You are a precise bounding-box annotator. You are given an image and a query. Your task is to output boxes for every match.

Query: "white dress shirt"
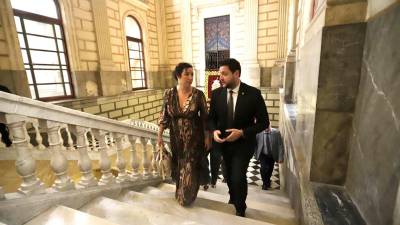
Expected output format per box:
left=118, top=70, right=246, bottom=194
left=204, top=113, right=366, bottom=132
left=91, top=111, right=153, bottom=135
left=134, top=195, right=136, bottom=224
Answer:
left=227, top=82, right=241, bottom=115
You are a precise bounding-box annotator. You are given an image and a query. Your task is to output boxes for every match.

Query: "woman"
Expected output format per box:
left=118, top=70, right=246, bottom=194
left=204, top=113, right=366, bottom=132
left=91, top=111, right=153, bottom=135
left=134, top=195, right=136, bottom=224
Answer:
left=157, top=62, right=211, bottom=206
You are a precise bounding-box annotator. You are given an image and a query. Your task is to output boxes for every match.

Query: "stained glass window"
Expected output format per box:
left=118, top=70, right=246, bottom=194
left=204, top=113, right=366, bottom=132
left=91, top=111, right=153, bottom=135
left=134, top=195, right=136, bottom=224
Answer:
left=204, top=15, right=230, bottom=70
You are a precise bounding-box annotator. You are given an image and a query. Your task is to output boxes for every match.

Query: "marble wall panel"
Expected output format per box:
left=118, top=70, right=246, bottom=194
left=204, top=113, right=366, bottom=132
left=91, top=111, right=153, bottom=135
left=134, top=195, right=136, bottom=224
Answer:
left=346, top=4, right=400, bottom=225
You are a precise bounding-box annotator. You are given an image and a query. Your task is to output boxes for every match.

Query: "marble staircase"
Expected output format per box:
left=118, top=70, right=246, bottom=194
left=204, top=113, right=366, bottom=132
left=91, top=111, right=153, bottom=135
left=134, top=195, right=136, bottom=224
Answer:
left=24, top=182, right=297, bottom=225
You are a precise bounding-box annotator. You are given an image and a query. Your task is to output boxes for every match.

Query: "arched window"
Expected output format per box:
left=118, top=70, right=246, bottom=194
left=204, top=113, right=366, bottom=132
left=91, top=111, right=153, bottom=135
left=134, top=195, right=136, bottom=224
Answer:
left=11, top=0, right=73, bottom=100
left=125, top=16, right=146, bottom=90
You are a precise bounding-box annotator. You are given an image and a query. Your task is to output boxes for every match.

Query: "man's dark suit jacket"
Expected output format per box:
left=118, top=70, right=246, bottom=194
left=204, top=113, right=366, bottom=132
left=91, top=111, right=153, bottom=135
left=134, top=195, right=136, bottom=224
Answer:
left=208, top=82, right=269, bottom=155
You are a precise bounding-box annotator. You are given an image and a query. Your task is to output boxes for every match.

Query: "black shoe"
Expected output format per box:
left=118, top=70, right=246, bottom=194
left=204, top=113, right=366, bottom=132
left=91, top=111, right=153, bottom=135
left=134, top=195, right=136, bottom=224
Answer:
left=203, top=185, right=209, bottom=191
left=228, top=199, right=234, bottom=204
left=222, top=178, right=227, bottom=183
left=211, top=184, right=216, bottom=188
left=262, top=182, right=271, bottom=190
left=236, top=210, right=245, bottom=217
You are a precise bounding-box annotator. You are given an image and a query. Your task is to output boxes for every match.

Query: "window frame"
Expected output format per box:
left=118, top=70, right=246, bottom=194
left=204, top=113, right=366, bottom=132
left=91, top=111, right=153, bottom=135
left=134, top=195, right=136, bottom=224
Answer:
left=125, top=16, right=147, bottom=90
left=12, top=0, right=74, bottom=101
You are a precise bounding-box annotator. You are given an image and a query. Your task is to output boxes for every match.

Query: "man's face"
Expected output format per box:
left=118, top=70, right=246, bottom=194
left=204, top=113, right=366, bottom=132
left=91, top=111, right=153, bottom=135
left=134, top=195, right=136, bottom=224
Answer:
left=219, top=66, right=238, bottom=89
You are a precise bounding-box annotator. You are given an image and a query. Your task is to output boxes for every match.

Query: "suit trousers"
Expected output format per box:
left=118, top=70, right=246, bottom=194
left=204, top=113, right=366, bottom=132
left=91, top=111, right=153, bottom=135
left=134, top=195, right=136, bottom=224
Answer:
left=210, top=147, right=227, bottom=185
left=259, top=153, right=275, bottom=186
left=222, top=144, right=253, bottom=213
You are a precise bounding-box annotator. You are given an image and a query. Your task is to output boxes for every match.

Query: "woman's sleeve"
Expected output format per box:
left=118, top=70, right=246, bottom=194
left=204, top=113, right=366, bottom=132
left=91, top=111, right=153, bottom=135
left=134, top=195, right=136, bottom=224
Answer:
left=199, top=91, right=209, bottom=131
left=158, top=89, right=171, bottom=129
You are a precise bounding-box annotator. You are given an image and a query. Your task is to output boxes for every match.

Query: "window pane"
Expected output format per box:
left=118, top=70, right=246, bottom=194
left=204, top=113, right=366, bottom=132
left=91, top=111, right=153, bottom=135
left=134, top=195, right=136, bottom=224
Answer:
left=18, top=34, right=25, bottom=48
left=30, top=50, right=59, bottom=64
left=132, top=79, right=144, bottom=89
left=11, top=0, right=58, bottom=19
left=37, top=84, right=65, bottom=98
left=129, top=50, right=141, bottom=59
left=62, top=70, right=69, bottom=82
left=21, top=50, right=29, bottom=63
left=125, top=17, right=141, bottom=39
left=65, top=83, right=71, bottom=95
left=14, top=16, right=22, bottom=32
left=130, top=70, right=143, bottom=80
left=29, top=85, right=37, bottom=99
left=129, top=59, right=142, bottom=68
left=128, top=41, right=139, bottom=50
left=34, top=70, right=63, bottom=84
left=59, top=53, right=66, bottom=65
left=57, top=40, right=64, bottom=51
left=24, top=19, right=54, bottom=37
left=26, top=70, right=33, bottom=84
left=33, top=64, right=59, bottom=69
left=27, top=35, right=57, bottom=51
left=55, top=25, right=61, bottom=38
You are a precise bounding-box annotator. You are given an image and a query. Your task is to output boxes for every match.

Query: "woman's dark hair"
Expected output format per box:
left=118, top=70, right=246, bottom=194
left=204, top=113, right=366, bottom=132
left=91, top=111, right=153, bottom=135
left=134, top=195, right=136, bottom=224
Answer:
left=173, top=62, right=193, bottom=80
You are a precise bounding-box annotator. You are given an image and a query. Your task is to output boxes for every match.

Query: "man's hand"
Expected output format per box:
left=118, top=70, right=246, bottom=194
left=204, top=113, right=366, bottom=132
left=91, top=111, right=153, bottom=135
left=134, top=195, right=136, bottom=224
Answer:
left=213, top=130, right=225, bottom=143
left=225, top=129, right=243, bottom=142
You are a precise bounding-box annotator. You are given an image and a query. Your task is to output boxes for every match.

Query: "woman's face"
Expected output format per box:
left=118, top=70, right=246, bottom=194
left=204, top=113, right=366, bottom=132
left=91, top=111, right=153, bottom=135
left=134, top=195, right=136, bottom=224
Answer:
left=178, top=67, right=194, bottom=86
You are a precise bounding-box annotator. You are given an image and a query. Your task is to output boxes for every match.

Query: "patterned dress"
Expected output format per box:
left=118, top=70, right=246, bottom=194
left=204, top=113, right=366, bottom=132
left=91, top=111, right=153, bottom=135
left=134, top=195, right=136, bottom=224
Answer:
left=158, top=87, right=209, bottom=206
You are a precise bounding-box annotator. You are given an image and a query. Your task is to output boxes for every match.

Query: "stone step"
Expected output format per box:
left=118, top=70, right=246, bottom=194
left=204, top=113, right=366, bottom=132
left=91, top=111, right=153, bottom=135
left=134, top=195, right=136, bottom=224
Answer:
left=80, top=196, right=205, bottom=225
left=201, top=182, right=291, bottom=207
left=25, top=205, right=118, bottom=225
left=160, top=183, right=295, bottom=217
left=152, top=185, right=297, bottom=225
left=116, top=190, right=276, bottom=225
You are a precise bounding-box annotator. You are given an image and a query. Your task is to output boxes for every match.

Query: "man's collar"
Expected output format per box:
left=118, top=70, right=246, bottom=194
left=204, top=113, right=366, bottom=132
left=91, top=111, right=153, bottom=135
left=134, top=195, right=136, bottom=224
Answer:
left=228, top=81, right=241, bottom=93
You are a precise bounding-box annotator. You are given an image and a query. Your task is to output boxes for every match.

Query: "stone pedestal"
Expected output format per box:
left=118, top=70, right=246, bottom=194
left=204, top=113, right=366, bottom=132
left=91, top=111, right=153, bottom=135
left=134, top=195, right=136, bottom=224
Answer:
left=241, top=61, right=260, bottom=88
left=271, top=61, right=284, bottom=88
left=283, top=50, right=296, bottom=103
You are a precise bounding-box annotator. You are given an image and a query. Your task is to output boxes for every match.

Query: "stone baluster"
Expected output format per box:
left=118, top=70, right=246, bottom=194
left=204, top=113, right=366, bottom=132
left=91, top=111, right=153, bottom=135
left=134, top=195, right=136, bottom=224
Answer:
left=0, top=132, right=6, bottom=149
left=152, top=140, right=159, bottom=177
left=114, top=133, right=129, bottom=183
left=0, top=186, right=4, bottom=199
left=129, top=136, right=141, bottom=181
left=92, top=129, right=115, bottom=185
left=108, top=132, right=116, bottom=151
left=46, top=121, right=74, bottom=191
left=5, top=114, right=45, bottom=195
left=142, top=138, right=153, bottom=179
left=72, top=126, right=98, bottom=188
left=24, top=123, right=34, bottom=150
left=32, top=120, right=45, bottom=150
left=58, top=128, right=67, bottom=151
left=64, top=125, right=74, bottom=151
left=90, top=129, right=98, bottom=152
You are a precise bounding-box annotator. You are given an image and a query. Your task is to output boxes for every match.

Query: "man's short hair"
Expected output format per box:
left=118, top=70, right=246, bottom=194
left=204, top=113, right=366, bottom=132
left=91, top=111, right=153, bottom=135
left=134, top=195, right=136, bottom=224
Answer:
left=220, top=58, right=241, bottom=76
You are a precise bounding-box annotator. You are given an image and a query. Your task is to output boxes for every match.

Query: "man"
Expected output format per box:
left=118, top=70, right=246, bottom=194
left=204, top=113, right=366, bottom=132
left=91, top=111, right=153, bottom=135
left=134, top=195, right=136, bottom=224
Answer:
left=255, top=125, right=284, bottom=190
left=208, top=58, right=269, bottom=217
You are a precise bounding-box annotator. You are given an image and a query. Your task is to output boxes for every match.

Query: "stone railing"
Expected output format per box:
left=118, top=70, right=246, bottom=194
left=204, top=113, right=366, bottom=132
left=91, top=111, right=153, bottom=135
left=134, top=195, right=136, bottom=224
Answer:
left=0, top=91, right=170, bottom=199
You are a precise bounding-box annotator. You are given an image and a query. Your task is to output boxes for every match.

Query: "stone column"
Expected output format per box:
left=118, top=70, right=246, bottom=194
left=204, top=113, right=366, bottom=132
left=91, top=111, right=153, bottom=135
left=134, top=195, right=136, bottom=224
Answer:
left=90, top=0, right=121, bottom=96
left=242, top=0, right=260, bottom=88
left=180, top=0, right=193, bottom=63
left=155, top=0, right=171, bottom=88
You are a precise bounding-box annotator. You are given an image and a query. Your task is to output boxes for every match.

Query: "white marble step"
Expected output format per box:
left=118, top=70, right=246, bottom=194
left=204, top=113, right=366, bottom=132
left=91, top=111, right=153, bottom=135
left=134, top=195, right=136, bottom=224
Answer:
left=147, top=185, right=297, bottom=225
left=117, top=190, right=276, bottom=225
left=80, top=196, right=204, bottom=225
left=204, top=182, right=291, bottom=207
left=25, top=205, right=118, bottom=225
left=160, top=184, right=295, bottom=218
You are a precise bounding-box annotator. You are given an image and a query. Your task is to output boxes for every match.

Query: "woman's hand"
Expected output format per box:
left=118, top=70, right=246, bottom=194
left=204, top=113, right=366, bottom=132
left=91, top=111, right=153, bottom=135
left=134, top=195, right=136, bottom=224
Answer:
left=157, top=136, right=164, bottom=149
